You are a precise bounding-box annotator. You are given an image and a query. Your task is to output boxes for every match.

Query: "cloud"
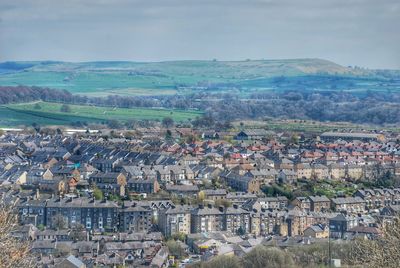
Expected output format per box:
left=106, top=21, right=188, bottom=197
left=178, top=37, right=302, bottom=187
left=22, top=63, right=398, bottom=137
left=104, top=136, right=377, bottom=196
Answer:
left=0, top=0, right=399, bottom=68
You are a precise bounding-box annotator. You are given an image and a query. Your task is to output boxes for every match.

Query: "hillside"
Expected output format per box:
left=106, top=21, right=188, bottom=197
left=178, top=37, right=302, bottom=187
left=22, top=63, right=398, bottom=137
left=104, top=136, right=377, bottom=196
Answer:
left=0, top=58, right=356, bottom=75
left=1, top=59, right=398, bottom=96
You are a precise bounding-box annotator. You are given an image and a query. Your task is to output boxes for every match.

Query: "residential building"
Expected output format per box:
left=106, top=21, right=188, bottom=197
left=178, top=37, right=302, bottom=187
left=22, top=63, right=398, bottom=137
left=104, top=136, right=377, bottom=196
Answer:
left=308, top=195, right=331, bottom=212
left=158, top=205, right=191, bottom=237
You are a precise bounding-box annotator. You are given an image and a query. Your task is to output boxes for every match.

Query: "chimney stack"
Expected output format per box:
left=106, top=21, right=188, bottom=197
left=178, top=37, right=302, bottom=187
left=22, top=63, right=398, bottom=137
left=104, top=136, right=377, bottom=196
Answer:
left=35, top=189, right=40, bottom=200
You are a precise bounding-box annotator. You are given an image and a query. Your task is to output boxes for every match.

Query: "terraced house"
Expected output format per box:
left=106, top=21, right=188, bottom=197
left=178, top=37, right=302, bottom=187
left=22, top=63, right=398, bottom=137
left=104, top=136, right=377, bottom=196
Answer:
left=89, top=172, right=127, bottom=196
left=18, top=198, right=47, bottom=226
left=224, top=204, right=251, bottom=234
left=331, top=197, right=366, bottom=214
left=45, top=196, right=119, bottom=231
left=221, top=172, right=261, bottom=193
left=354, top=188, right=400, bottom=209
left=158, top=205, right=192, bottom=237
left=127, top=177, right=160, bottom=194
left=191, top=204, right=224, bottom=233
left=119, top=201, right=153, bottom=232
left=309, top=195, right=331, bottom=212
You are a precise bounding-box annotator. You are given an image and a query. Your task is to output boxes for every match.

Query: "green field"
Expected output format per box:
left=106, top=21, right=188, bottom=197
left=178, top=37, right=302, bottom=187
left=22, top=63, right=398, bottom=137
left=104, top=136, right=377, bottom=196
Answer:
left=0, top=60, right=399, bottom=128
left=1, top=59, right=397, bottom=97
left=0, top=102, right=202, bottom=127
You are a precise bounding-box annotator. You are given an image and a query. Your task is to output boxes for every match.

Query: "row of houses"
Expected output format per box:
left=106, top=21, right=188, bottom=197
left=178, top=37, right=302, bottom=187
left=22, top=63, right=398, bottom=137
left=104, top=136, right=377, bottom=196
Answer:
left=158, top=199, right=382, bottom=239
left=18, top=196, right=165, bottom=233
left=18, top=185, right=400, bottom=237
left=15, top=193, right=366, bottom=239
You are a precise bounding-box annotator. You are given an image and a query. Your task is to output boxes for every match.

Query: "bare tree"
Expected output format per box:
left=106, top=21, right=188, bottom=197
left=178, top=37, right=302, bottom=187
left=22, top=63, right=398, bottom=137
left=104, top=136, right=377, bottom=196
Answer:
left=188, top=255, right=241, bottom=268
left=70, top=223, right=86, bottom=241
left=0, top=205, right=35, bottom=268
left=52, top=214, right=67, bottom=230
left=162, top=117, right=174, bottom=128
left=349, top=216, right=400, bottom=268
left=242, top=245, right=295, bottom=268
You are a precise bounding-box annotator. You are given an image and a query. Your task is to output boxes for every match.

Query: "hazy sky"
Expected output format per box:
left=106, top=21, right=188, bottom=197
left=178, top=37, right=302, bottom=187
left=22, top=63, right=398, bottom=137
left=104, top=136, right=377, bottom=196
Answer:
left=0, top=0, right=399, bottom=69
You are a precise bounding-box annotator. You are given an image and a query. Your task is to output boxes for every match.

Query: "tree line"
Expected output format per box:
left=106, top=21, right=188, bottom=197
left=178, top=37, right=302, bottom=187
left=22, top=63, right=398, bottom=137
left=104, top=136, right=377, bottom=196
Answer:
left=1, top=86, right=400, bottom=125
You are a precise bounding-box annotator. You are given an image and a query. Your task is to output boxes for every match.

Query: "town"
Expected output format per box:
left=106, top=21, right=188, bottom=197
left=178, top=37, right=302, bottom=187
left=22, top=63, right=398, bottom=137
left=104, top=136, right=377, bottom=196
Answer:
left=1, top=126, right=399, bottom=267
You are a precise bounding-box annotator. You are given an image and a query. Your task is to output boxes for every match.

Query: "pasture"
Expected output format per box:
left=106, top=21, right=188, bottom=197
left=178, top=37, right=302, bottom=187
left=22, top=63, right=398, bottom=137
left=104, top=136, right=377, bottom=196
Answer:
left=0, top=102, right=202, bottom=127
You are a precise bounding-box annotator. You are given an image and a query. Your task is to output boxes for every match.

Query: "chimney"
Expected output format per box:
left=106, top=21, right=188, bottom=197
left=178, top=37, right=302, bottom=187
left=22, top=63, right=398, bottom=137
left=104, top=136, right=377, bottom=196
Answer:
left=35, top=189, right=40, bottom=200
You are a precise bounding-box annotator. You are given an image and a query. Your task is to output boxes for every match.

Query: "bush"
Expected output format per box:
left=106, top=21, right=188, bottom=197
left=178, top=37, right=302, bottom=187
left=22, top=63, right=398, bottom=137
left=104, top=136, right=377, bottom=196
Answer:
left=93, top=187, right=104, bottom=200
left=162, top=117, right=174, bottom=128
left=242, top=246, right=295, bottom=268
left=215, top=199, right=232, bottom=208
left=171, top=232, right=186, bottom=242
left=202, top=255, right=241, bottom=268
left=166, top=240, right=185, bottom=259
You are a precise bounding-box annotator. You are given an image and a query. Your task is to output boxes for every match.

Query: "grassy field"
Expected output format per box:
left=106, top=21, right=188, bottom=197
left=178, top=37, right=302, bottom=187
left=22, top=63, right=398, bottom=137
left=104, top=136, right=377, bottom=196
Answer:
left=1, top=59, right=396, bottom=97
left=0, top=71, right=179, bottom=95
left=0, top=102, right=202, bottom=127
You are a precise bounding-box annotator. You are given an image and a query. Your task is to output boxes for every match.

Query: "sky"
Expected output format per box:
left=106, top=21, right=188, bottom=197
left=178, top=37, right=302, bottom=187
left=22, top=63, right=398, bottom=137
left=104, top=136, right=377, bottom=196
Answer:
left=0, top=0, right=399, bottom=69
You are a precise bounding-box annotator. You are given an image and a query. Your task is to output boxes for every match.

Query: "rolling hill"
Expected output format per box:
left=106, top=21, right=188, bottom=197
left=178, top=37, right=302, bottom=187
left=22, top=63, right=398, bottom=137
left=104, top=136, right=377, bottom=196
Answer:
left=1, top=59, right=398, bottom=96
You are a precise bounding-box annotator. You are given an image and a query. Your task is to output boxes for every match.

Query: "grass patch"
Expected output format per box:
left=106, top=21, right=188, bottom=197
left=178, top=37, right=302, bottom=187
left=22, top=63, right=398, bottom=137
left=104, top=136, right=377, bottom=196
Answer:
left=1, top=101, right=202, bottom=127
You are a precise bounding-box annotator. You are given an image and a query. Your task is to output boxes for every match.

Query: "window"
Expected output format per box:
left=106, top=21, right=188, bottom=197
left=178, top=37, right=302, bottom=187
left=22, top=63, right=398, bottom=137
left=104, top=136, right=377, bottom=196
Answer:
left=99, top=217, right=103, bottom=229
left=71, top=216, right=76, bottom=224
left=23, top=208, right=28, bottom=215
left=86, top=217, right=91, bottom=229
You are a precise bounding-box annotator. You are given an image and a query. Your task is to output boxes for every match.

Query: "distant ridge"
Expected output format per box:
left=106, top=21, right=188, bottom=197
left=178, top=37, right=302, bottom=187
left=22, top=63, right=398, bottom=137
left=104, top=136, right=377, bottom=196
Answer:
left=0, top=58, right=364, bottom=77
